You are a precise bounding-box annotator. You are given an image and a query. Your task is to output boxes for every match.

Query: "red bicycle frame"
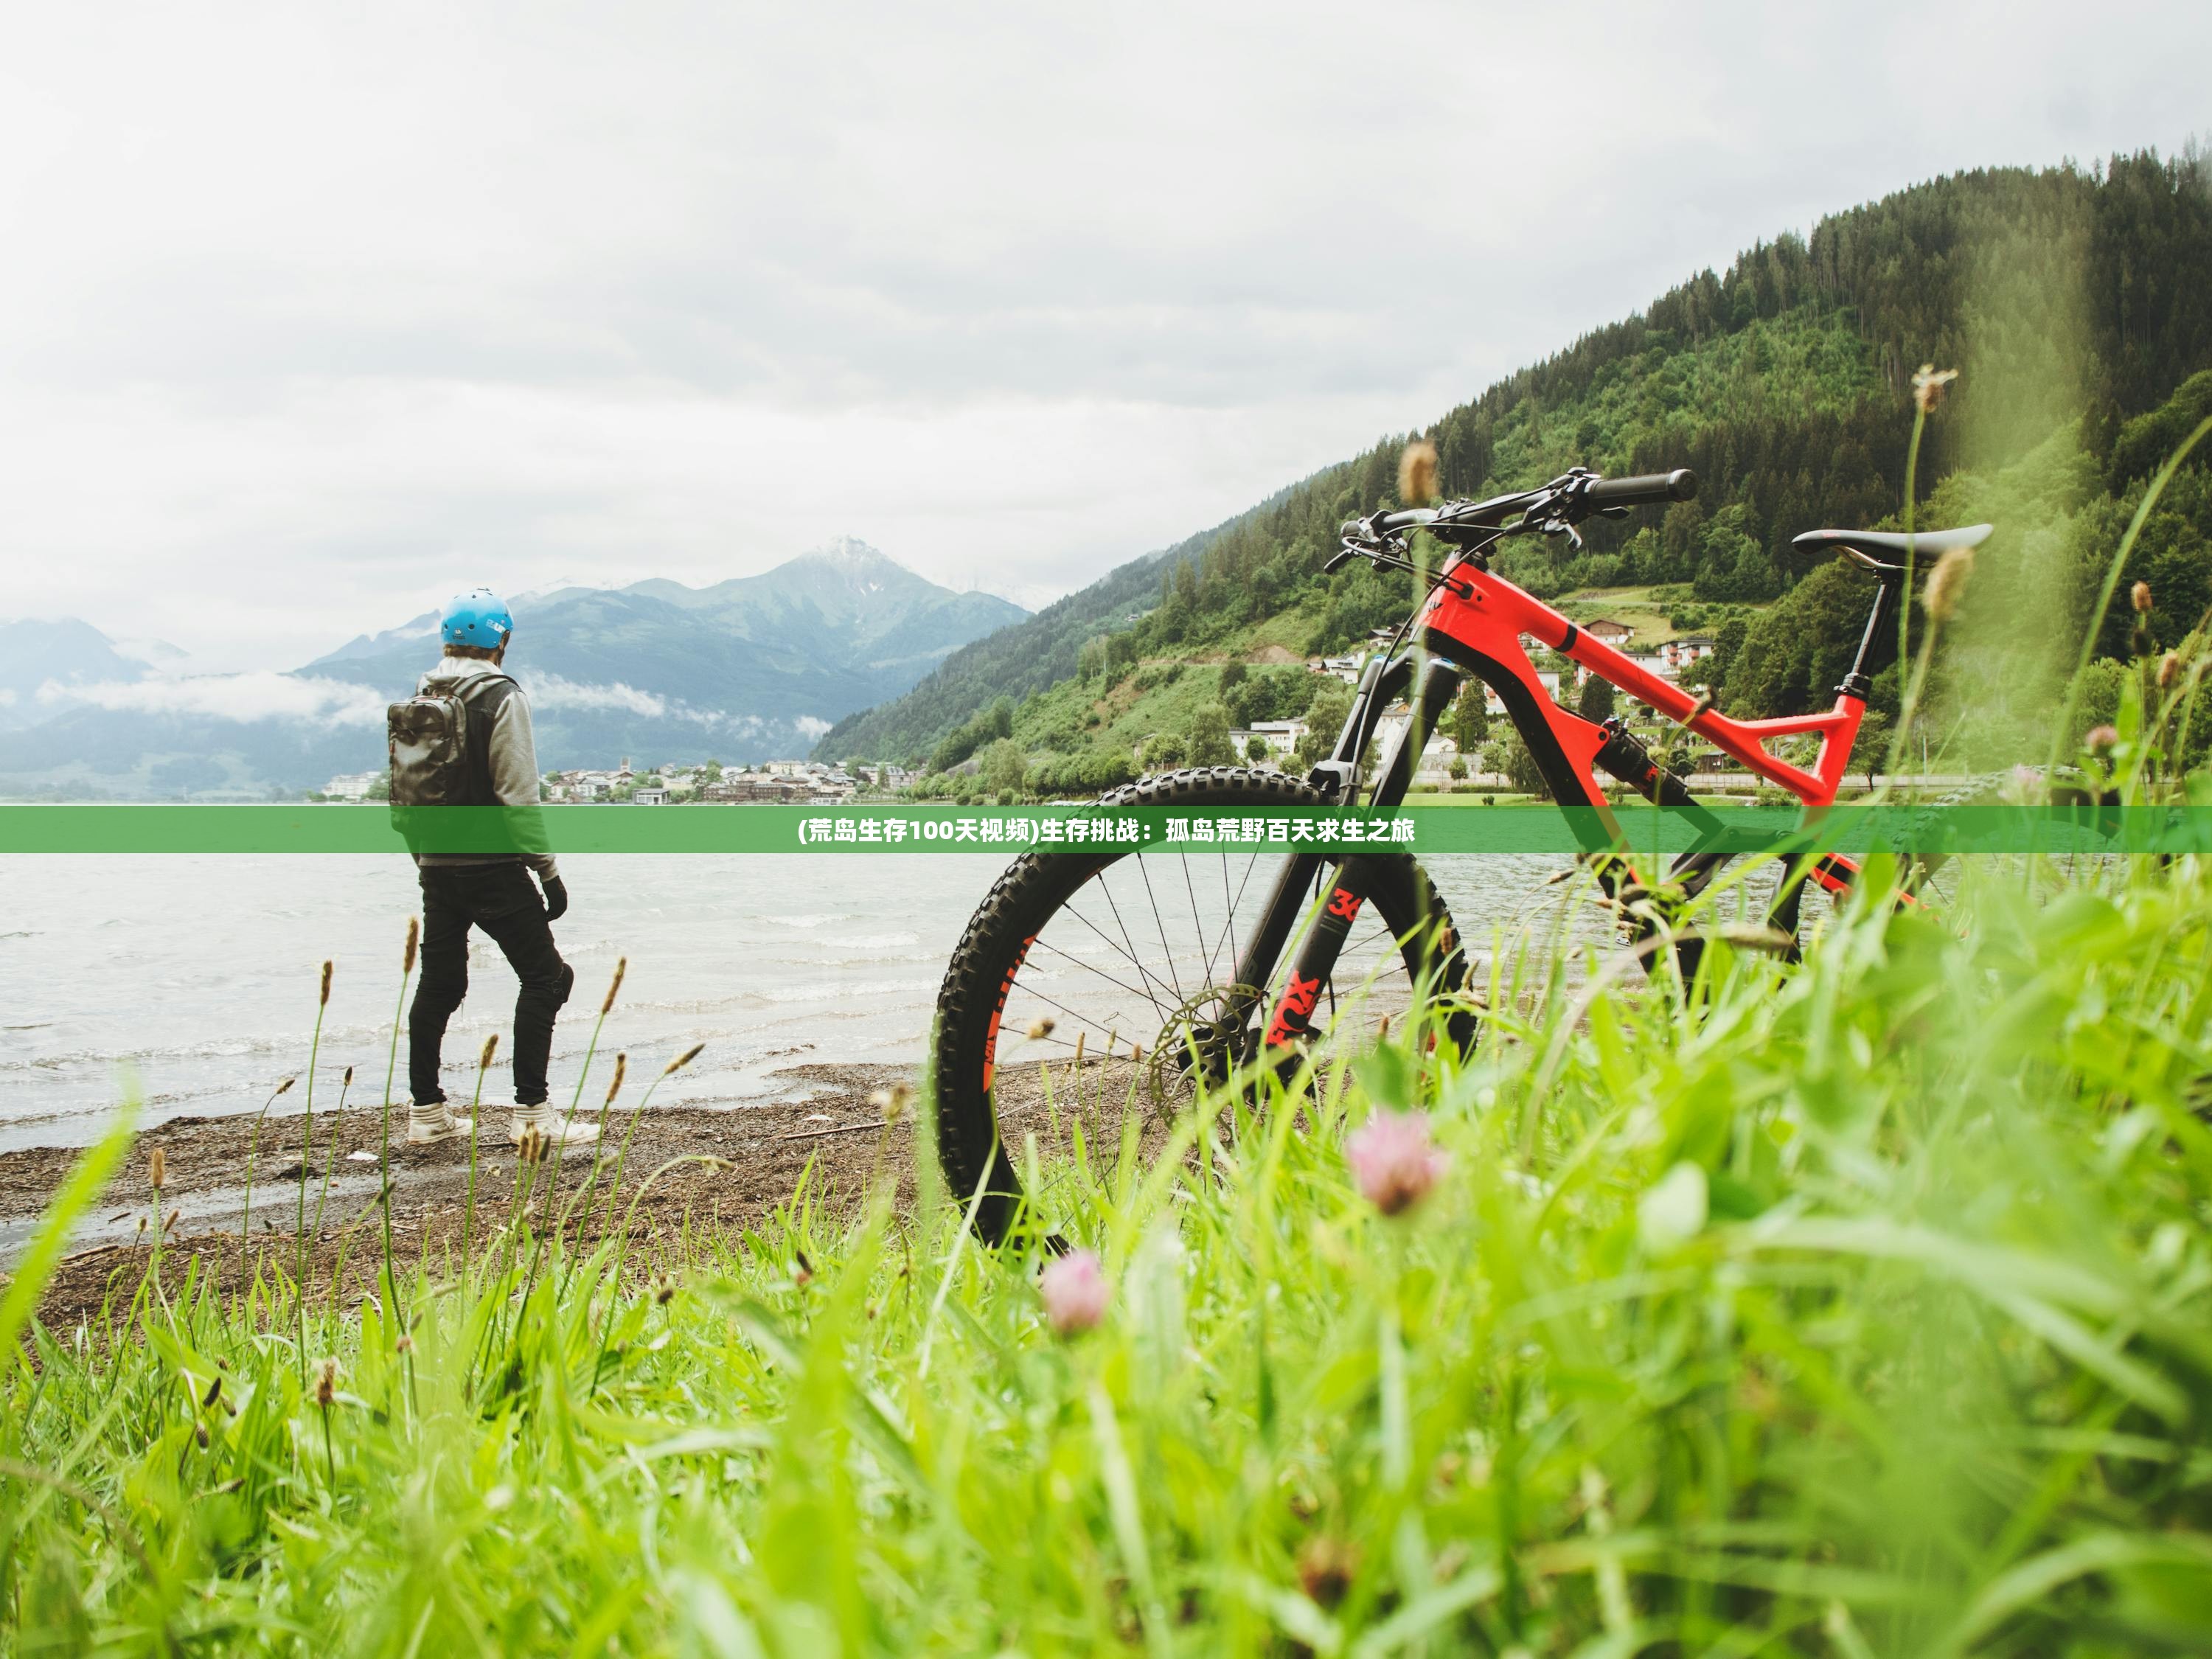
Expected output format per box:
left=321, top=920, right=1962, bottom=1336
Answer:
left=1423, top=565, right=1858, bottom=771
left=1413, top=563, right=1865, bottom=894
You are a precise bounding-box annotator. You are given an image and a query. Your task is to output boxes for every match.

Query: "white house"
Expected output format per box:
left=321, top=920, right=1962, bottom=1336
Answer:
left=632, top=787, right=670, bottom=806
left=1367, top=709, right=1464, bottom=782
left=323, top=771, right=381, bottom=801
left=1413, top=734, right=1458, bottom=783
left=1475, top=669, right=1564, bottom=715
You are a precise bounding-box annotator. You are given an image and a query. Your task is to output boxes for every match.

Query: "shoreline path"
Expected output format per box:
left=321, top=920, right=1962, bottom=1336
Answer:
left=0, top=1057, right=1168, bottom=1326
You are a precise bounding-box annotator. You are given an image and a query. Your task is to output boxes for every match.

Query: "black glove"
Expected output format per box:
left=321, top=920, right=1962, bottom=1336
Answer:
left=540, top=875, right=569, bottom=922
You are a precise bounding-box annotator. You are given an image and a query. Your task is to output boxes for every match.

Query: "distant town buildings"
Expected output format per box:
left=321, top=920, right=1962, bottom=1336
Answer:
left=536, top=757, right=895, bottom=804
left=699, top=773, right=821, bottom=803
left=545, top=772, right=616, bottom=801
left=323, top=771, right=381, bottom=800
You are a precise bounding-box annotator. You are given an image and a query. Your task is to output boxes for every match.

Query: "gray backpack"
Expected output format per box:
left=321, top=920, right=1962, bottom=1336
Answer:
left=387, top=675, right=518, bottom=807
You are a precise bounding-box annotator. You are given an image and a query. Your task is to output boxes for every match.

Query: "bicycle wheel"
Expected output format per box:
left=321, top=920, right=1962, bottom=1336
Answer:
left=933, top=766, right=1472, bottom=1243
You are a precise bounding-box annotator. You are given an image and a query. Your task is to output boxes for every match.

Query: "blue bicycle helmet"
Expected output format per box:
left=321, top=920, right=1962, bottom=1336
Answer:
left=441, top=588, right=513, bottom=650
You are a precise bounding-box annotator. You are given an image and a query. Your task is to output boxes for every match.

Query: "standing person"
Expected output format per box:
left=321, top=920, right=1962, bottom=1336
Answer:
left=394, top=589, right=594, bottom=1147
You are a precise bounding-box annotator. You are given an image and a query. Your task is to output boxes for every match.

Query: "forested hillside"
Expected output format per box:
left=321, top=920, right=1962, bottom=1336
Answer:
left=821, top=150, right=2212, bottom=776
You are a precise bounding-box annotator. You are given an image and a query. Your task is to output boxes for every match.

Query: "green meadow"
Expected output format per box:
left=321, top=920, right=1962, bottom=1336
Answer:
left=4, top=833, right=2211, bottom=1654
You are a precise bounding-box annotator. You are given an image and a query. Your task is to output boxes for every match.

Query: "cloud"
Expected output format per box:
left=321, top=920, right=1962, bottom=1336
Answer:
left=38, top=672, right=387, bottom=726
left=517, top=675, right=813, bottom=740
left=0, top=3, right=2206, bottom=667
left=519, top=673, right=669, bottom=718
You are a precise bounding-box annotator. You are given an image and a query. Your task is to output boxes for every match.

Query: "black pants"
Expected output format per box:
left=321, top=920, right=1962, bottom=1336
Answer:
left=409, top=864, right=574, bottom=1107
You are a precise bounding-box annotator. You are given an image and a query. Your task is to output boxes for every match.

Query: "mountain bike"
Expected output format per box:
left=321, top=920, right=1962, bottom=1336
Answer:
left=933, top=464, right=1992, bottom=1239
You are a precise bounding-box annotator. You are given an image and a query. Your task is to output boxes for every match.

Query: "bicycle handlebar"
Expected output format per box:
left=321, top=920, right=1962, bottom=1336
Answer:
left=1374, top=508, right=1436, bottom=532
left=1334, top=466, right=1699, bottom=568
left=1580, top=469, right=1697, bottom=508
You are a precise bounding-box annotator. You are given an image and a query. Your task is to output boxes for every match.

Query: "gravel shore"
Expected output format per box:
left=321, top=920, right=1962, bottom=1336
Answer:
left=1, top=1055, right=1167, bottom=1326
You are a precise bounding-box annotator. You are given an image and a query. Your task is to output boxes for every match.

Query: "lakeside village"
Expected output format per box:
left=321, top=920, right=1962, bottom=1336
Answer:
left=320, top=628, right=1725, bottom=806
left=321, top=757, right=900, bottom=805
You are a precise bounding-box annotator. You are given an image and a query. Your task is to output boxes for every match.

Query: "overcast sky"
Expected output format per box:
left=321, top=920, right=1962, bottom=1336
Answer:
left=2, top=1, right=2206, bottom=671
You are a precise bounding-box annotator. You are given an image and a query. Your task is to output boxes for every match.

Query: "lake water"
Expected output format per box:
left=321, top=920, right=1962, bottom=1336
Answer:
left=0, top=851, right=1599, bottom=1152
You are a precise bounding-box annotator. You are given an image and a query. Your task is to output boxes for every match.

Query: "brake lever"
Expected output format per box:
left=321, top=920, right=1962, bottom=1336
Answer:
left=1516, top=474, right=1595, bottom=543
left=1330, top=512, right=1405, bottom=573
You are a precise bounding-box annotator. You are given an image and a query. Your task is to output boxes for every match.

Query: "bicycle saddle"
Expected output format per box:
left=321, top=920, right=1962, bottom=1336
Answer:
left=1793, top=524, right=1992, bottom=574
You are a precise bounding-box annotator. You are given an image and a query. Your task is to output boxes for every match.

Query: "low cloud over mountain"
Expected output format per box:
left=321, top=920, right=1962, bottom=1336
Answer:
left=0, top=540, right=1025, bottom=798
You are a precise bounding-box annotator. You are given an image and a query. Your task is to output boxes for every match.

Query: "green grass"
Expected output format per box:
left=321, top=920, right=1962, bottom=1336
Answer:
left=4, top=845, right=2211, bottom=1654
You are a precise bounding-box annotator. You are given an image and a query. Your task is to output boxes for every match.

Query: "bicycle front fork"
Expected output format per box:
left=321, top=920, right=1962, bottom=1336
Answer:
left=1240, top=655, right=1463, bottom=1055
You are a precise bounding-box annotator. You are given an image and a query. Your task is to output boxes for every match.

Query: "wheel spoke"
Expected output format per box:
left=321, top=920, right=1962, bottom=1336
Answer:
left=1026, top=933, right=1164, bottom=1009
left=1219, top=851, right=1240, bottom=982
left=1179, top=852, right=1219, bottom=992
left=1133, top=854, right=1186, bottom=1005
left=1002, top=984, right=1130, bottom=1049
left=1211, top=849, right=1264, bottom=992
left=1342, top=923, right=1396, bottom=962
left=1063, top=887, right=1178, bottom=1013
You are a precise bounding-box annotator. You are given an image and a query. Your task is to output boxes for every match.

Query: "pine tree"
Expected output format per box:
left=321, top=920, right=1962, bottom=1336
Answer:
left=1447, top=681, right=1490, bottom=753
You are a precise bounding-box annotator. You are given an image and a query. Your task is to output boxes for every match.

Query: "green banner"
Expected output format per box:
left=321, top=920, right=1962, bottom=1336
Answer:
left=0, top=802, right=2193, bottom=856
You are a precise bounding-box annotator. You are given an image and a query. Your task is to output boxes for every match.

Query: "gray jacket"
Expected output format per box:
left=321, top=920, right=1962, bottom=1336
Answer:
left=413, top=655, right=559, bottom=880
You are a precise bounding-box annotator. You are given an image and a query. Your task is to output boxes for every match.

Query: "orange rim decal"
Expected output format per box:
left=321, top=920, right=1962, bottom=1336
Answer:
left=979, top=933, right=1037, bottom=1093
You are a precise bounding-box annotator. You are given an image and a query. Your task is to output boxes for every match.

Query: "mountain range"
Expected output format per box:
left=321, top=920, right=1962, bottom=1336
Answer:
left=0, top=540, right=1026, bottom=798
left=0, top=619, right=179, bottom=731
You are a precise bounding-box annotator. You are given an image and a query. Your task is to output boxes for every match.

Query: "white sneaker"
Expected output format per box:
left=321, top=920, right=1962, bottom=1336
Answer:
left=406, top=1099, right=473, bottom=1145
left=509, top=1105, right=600, bottom=1148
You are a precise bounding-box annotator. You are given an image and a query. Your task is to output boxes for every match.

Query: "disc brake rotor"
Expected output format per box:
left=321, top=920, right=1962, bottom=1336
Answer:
left=1143, top=982, right=1264, bottom=1121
